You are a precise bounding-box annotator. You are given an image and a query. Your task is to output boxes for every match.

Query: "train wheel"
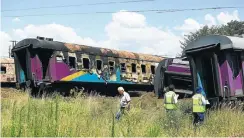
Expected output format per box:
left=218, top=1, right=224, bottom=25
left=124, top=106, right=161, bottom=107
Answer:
left=29, top=87, right=39, bottom=98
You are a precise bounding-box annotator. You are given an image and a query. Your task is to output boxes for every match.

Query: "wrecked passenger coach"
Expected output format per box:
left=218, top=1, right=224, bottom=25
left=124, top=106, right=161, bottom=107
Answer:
left=154, top=58, right=192, bottom=98
left=1, top=58, right=16, bottom=87
left=12, top=37, right=164, bottom=96
left=185, top=35, right=244, bottom=103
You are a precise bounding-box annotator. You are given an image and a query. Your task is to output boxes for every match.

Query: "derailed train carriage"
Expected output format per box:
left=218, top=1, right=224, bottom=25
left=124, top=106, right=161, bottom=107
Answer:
left=185, top=35, right=244, bottom=103
left=12, top=37, right=163, bottom=96
left=154, top=58, right=192, bottom=98
left=154, top=35, right=244, bottom=104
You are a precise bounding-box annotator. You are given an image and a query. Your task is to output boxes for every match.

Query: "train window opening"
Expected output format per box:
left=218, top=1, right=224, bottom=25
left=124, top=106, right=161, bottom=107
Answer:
left=1, top=66, right=6, bottom=74
left=120, top=63, right=126, bottom=72
left=56, top=56, right=63, bottom=62
left=109, top=61, right=115, bottom=72
left=83, top=58, right=90, bottom=69
left=132, top=63, right=136, bottom=73
left=96, top=60, right=103, bottom=70
left=151, top=65, right=155, bottom=74
left=69, top=57, right=76, bottom=69
left=141, top=64, right=146, bottom=73
left=230, top=53, right=241, bottom=78
left=198, top=56, right=217, bottom=98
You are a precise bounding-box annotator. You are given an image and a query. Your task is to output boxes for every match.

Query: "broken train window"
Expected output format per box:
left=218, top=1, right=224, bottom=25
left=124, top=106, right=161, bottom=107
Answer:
left=56, top=55, right=64, bottom=62
left=230, top=53, right=241, bottom=77
left=151, top=65, right=155, bottom=74
left=83, top=58, right=90, bottom=69
left=1, top=66, right=6, bottom=74
left=69, top=56, right=76, bottom=69
left=141, top=64, right=146, bottom=73
left=109, top=61, right=115, bottom=72
left=120, top=63, right=126, bottom=72
left=132, top=63, right=136, bottom=73
left=96, top=60, right=103, bottom=70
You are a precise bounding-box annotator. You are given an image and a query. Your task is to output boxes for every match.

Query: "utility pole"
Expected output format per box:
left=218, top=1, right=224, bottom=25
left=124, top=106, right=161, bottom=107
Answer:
left=8, top=45, right=11, bottom=58
left=9, top=40, right=17, bottom=58
left=10, top=40, right=17, bottom=47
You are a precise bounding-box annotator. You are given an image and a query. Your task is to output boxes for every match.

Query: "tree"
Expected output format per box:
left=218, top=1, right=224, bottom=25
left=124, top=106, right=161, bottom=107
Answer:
left=180, top=20, right=244, bottom=56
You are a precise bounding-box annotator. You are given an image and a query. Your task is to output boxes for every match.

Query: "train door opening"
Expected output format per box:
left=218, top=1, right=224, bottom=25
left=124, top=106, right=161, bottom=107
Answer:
left=229, top=52, right=243, bottom=96
left=14, top=49, right=28, bottom=83
left=195, top=53, right=218, bottom=98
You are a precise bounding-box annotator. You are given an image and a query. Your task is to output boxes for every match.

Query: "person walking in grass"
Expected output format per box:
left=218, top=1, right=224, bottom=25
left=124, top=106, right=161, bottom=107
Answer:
left=192, top=87, right=207, bottom=126
left=164, top=84, right=179, bottom=112
left=163, top=84, right=179, bottom=129
left=115, top=86, right=131, bottom=120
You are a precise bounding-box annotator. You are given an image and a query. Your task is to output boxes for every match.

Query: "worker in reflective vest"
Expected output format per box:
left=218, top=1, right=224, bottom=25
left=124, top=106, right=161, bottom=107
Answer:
left=192, top=87, right=207, bottom=125
left=164, top=84, right=179, bottom=111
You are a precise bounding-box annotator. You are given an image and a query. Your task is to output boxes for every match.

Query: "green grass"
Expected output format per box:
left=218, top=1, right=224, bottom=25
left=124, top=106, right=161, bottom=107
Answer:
left=1, top=88, right=244, bottom=137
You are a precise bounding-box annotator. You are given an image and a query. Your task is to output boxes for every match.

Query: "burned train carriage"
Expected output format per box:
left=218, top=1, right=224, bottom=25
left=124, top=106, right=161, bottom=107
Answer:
left=12, top=37, right=163, bottom=95
left=154, top=58, right=192, bottom=98
left=185, top=35, right=244, bottom=103
left=0, top=58, right=16, bottom=86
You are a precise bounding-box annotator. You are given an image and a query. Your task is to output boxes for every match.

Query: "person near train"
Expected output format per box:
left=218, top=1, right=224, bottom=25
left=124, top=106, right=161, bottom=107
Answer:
left=164, top=84, right=179, bottom=111
left=192, top=87, right=207, bottom=126
left=115, top=86, right=131, bottom=120
left=163, top=84, right=179, bottom=128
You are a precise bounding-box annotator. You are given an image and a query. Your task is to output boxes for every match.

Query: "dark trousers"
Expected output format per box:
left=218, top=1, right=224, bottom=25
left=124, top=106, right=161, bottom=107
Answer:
left=193, top=112, right=205, bottom=125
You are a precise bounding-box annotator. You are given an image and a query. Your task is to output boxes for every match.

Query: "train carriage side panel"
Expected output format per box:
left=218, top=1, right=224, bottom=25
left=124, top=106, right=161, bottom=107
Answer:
left=185, top=35, right=244, bottom=102
left=12, top=37, right=164, bottom=94
left=154, top=58, right=193, bottom=98
left=0, top=58, right=16, bottom=84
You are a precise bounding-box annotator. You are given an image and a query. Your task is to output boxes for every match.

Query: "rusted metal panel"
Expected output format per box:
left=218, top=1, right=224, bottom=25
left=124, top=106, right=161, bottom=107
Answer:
left=64, top=43, right=82, bottom=52
left=0, top=58, right=15, bottom=64
left=14, top=39, right=164, bottom=62
left=63, top=42, right=164, bottom=62
left=117, top=51, right=137, bottom=59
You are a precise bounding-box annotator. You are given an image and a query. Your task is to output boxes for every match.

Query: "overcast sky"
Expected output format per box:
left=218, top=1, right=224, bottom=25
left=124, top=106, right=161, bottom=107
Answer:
left=1, top=0, right=243, bottom=57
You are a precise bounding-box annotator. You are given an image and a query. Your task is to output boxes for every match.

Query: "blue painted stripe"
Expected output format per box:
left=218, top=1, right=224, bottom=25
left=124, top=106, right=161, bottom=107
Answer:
left=71, top=72, right=134, bottom=84
left=20, top=69, right=25, bottom=83
left=197, top=72, right=206, bottom=97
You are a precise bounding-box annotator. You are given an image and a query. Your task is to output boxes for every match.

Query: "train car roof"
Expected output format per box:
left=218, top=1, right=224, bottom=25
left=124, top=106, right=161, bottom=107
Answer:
left=185, top=35, right=244, bottom=53
left=0, top=58, right=14, bottom=64
left=13, top=38, right=164, bottom=62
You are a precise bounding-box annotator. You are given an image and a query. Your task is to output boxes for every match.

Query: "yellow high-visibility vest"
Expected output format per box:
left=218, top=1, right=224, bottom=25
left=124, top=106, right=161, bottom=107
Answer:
left=164, top=91, right=177, bottom=110
left=192, top=94, right=206, bottom=113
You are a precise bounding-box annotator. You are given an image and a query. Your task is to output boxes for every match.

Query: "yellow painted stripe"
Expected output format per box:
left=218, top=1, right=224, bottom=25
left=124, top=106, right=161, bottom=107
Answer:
left=61, top=70, right=86, bottom=81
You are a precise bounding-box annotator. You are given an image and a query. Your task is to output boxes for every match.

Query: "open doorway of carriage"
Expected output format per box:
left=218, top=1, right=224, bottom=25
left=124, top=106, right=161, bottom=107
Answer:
left=13, top=48, right=32, bottom=89
left=29, top=49, right=53, bottom=97
left=191, top=51, right=220, bottom=105
left=36, top=49, right=53, bottom=80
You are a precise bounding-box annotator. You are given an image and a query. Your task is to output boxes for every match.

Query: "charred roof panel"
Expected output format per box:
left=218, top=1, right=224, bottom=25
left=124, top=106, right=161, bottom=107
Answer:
left=13, top=38, right=164, bottom=62
left=0, top=58, right=14, bottom=64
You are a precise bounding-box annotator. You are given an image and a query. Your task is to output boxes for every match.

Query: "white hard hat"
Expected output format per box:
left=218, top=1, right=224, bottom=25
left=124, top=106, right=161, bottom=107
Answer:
left=117, top=86, right=124, bottom=91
